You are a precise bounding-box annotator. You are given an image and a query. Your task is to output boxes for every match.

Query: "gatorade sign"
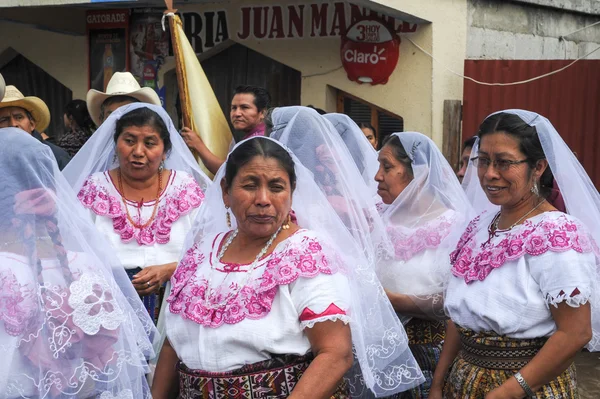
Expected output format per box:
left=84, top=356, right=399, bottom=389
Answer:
left=340, top=18, right=400, bottom=85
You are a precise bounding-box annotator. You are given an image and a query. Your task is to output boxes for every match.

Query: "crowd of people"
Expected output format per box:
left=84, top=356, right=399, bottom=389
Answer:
left=0, top=70, right=598, bottom=399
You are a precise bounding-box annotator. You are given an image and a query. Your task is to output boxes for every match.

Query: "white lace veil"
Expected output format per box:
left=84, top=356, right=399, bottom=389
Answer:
left=63, top=102, right=211, bottom=193
left=0, top=128, right=156, bottom=398
left=269, top=106, right=392, bottom=262
left=182, top=136, right=424, bottom=397
left=462, top=109, right=600, bottom=350
left=322, top=113, right=379, bottom=192
left=378, top=132, right=475, bottom=321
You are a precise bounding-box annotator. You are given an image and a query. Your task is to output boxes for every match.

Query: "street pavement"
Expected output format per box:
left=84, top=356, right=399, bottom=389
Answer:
left=577, top=352, right=600, bottom=398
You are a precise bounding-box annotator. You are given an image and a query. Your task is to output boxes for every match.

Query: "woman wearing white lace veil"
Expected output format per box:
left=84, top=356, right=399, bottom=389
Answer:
left=374, top=132, right=474, bottom=398
left=322, top=113, right=379, bottom=192
left=431, top=110, right=600, bottom=398
left=152, top=136, right=423, bottom=398
left=0, top=128, right=155, bottom=398
left=269, top=106, right=392, bottom=263
left=62, top=103, right=211, bottom=357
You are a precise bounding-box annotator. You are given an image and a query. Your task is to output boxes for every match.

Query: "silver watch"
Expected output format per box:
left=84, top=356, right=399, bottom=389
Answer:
left=514, top=371, right=535, bottom=397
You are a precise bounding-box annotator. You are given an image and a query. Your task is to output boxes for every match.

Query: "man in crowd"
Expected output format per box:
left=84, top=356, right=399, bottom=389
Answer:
left=457, top=136, right=477, bottom=183
left=180, top=85, right=270, bottom=175
left=0, top=85, right=71, bottom=169
left=86, top=71, right=161, bottom=127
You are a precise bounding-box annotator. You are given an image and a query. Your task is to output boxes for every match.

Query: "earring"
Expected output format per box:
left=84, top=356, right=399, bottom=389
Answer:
left=159, top=160, right=165, bottom=172
left=226, top=206, right=232, bottom=229
left=112, top=153, right=118, bottom=164
left=531, top=181, right=540, bottom=196
left=282, top=214, right=291, bottom=230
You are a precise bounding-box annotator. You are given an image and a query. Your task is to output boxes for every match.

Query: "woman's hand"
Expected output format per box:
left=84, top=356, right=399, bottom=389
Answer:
left=428, top=384, right=443, bottom=399
left=131, top=262, right=177, bottom=296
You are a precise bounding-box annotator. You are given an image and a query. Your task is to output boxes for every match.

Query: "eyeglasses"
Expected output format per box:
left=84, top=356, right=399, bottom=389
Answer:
left=471, top=157, right=529, bottom=172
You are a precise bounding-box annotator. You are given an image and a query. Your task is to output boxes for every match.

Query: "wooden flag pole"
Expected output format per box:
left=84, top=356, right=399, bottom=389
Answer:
left=163, top=1, right=192, bottom=130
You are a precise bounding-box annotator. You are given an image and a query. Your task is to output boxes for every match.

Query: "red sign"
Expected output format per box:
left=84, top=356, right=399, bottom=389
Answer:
left=340, top=18, right=400, bottom=85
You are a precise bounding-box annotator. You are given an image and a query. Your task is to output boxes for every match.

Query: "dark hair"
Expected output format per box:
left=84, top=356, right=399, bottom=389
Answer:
left=224, top=137, right=296, bottom=190
left=358, top=122, right=377, bottom=138
left=100, top=95, right=139, bottom=121
left=114, top=107, right=172, bottom=154
left=382, top=134, right=413, bottom=178
left=65, top=99, right=96, bottom=136
left=233, top=85, right=271, bottom=112
left=463, top=136, right=477, bottom=151
left=478, top=112, right=553, bottom=198
left=306, top=105, right=327, bottom=115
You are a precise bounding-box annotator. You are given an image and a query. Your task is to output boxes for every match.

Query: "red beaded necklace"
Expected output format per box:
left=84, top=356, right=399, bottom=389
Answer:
left=117, top=168, right=163, bottom=229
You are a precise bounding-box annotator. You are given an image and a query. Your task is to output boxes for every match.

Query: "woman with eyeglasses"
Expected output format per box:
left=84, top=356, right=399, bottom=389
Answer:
left=429, top=110, right=600, bottom=398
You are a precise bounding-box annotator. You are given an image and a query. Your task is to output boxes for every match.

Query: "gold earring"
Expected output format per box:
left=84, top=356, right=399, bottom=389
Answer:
left=282, top=214, right=291, bottom=230
left=226, top=207, right=232, bottom=229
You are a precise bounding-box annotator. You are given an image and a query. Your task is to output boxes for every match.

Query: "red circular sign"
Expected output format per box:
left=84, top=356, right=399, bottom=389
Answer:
left=340, top=19, right=400, bottom=85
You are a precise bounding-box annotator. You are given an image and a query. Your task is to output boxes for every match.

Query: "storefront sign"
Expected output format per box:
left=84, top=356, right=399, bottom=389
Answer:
left=175, top=2, right=416, bottom=54
left=237, top=2, right=416, bottom=40
left=87, top=10, right=129, bottom=91
left=340, top=18, right=400, bottom=85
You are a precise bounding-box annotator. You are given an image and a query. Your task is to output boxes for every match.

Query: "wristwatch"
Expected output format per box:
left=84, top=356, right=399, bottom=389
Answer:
left=514, top=372, right=535, bottom=396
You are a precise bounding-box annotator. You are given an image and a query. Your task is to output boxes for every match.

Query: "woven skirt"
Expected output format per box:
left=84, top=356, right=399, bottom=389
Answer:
left=443, top=326, right=578, bottom=399
left=125, top=267, right=159, bottom=324
left=177, top=354, right=349, bottom=398
left=387, top=318, right=445, bottom=399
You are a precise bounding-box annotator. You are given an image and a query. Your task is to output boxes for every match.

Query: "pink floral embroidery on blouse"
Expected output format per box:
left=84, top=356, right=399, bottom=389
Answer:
left=387, top=214, right=455, bottom=261
left=0, top=270, right=37, bottom=336
left=167, top=232, right=342, bottom=328
left=77, top=172, right=205, bottom=246
left=451, top=213, right=598, bottom=283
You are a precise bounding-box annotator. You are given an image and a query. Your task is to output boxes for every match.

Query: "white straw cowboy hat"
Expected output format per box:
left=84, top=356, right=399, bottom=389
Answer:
left=0, top=85, right=51, bottom=132
left=86, top=72, right=161, bottom=126
left=0, top=73, right=5, bottom=102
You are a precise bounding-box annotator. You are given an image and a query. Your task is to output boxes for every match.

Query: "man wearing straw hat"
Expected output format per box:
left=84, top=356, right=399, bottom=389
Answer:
left=86, top=71, right=161, bottom=126
left=0, top=85, right=71, bottom=170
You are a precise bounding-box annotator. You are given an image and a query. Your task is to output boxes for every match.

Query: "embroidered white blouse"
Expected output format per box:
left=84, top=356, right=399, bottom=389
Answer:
left=77, top=170, right=205, bottom=270
left=445, top=211, right=597, bottom=339
left=165, top=229, right=351, bottom=372
left=378, top=209, right=457, bottom=296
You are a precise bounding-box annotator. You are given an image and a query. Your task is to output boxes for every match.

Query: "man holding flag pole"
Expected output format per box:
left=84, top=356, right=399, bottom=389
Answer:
left=181, top=84, right=271, bottom=175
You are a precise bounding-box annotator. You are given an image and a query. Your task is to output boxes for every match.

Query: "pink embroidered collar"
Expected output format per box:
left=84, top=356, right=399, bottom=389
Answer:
left=451, top=212, right=598, bottom=283
left=78, top=171, right=205, bottom=246
left=167, top=231, right=343, bottom=328
left=386, top=212, right=456, bottom=261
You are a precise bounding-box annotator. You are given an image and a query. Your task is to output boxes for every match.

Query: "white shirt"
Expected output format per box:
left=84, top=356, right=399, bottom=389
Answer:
left=445, top=211, right=596, bottom=339
left=165, top=229, right=351, bottom=372
left=378, top=209, right=457, bottom=296
left=77, top=170, right=205, bottom=269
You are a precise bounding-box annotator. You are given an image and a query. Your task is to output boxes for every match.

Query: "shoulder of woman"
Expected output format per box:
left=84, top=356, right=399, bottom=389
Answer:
left=171, top=170, right=201, bottom=186
left=79, top=171, right=110, bottom=190
left=277, top=229, right=338, bottom=255
left=536, top=211, right=585, bottom=230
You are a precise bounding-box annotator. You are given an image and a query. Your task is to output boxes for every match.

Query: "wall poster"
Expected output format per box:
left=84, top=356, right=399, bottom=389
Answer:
left=87, top=10, right=130, bottom=91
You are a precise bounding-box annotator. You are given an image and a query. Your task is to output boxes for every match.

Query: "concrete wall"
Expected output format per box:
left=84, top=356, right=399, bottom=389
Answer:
left=468, top=0, right=600, bottom=59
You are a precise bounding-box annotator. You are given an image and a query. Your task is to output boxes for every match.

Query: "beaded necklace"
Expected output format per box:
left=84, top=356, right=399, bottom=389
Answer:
left=117, top=168, right=163, bottom=229
left=204, top=226, right=282, bottom=310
